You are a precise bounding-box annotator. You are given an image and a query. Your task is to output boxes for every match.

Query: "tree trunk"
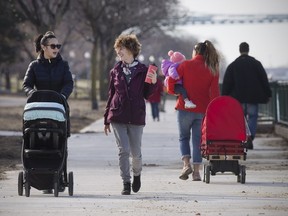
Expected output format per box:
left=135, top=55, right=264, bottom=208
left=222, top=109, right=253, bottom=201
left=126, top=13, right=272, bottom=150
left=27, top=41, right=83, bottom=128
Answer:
left=99, top=45, right=109, bottom=101
left=91, top=43, right=98, bottom=110
left=5, top=69, right=11, bottom=92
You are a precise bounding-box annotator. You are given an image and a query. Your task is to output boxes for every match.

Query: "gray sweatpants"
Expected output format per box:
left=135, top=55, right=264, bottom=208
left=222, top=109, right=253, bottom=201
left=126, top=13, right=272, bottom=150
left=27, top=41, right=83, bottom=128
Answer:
left=111, top=122, right=144, bottom=183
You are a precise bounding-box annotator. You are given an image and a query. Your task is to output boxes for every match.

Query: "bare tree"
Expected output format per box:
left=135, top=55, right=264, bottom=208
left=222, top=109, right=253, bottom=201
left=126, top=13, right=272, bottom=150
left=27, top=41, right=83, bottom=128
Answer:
left=10, top=0, right=77, bottom=92
left=73, top=0, right=181, bottom=109
left=14, top=0, right=71, bottom=62
left=16, top=0, right=70, bottom=33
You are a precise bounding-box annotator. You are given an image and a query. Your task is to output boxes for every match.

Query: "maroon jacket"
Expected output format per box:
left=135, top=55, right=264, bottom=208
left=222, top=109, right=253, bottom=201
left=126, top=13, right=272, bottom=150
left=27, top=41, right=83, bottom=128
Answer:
left=104, top=61, right=156, bottom=125
left=147, top=78, right=163, bottom=103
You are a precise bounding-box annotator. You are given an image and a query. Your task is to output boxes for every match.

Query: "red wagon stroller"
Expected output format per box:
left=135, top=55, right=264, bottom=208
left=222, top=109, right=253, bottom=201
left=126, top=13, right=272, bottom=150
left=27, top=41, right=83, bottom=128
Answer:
left=201, top=96, right=248, bottom=184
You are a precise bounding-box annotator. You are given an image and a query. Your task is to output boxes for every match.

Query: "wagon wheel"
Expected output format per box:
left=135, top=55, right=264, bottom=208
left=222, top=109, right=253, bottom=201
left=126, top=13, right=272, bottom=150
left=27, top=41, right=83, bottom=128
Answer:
left=203, top=164, right=206, bottom=182
left=240, top=165, right=246, bottom=184
left=237, top=164, right=241, bottom=183
left=205, top=165, right=211, bottom=184
left=237, top=174, right=241, bottom=183
left=68, top=171, right=74, bottom=196
left=18, top=172, right=24, bottom=196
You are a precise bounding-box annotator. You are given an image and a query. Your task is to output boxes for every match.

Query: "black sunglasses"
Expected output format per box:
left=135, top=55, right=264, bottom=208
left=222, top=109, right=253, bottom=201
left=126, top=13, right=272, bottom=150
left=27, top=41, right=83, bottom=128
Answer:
left=47, top=44, right=62, bottom=49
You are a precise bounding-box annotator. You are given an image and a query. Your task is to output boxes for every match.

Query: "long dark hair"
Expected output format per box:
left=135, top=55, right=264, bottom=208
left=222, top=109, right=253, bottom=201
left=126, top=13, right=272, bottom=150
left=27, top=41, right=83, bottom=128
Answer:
left=194, top=40, right=219, bottom=75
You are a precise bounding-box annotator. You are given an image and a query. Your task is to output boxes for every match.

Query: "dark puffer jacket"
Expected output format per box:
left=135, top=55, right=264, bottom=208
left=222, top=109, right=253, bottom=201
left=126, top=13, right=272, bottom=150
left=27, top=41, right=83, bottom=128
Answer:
left=104, top=61, right=156, bottom=126
left=23, top=53, right=74, bottom=99
left=222, top=54, right=272, bottom=104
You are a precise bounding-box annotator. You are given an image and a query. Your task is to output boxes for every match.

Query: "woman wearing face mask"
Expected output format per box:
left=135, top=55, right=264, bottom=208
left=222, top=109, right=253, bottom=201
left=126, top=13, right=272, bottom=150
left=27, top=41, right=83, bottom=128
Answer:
left=104, top=34, right=157, bottom=195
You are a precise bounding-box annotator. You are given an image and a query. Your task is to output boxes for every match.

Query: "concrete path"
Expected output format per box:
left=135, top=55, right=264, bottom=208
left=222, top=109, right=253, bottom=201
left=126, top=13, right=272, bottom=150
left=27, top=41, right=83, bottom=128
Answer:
left=0, top=100, right=287, bottom=216
left=0, top=95, right=26, bottom=107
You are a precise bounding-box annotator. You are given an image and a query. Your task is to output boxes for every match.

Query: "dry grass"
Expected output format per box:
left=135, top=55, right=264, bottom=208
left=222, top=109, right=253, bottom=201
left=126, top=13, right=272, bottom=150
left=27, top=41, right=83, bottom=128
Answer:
left=0, top=99, right=105, bottom=133
left=0, top=97, right=106, bottom=180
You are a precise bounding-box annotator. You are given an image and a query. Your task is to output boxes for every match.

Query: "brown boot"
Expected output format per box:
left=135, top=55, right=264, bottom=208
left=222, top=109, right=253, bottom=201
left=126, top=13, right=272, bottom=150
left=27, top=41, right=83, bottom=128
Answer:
left=179, top=157, right=192, bottom=180
left=179, top=165, right=193, bottom=180
left=192, top=164, right=202, bottom=181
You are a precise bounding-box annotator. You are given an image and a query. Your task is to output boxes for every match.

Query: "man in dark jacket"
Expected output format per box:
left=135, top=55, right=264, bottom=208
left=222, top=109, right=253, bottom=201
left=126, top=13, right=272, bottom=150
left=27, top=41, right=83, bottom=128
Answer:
left=222, top=42, right=272, bottom=149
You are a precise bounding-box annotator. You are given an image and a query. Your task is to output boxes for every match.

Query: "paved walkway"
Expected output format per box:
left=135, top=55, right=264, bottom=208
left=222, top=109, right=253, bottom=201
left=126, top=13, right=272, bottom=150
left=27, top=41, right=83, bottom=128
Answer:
left=0, top=95, right=26, bottom=107
left=0, top=100, right=288, bottom=216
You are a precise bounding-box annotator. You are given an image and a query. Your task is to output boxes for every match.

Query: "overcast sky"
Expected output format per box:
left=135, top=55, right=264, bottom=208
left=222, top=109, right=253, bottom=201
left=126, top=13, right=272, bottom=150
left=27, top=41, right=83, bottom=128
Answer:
left=176, top=0, right=288, bottom=68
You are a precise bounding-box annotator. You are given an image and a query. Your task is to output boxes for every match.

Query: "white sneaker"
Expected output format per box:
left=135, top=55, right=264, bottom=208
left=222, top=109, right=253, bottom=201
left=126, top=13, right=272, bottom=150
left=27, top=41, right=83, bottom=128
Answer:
left=184, top=100, right=196, bottom=109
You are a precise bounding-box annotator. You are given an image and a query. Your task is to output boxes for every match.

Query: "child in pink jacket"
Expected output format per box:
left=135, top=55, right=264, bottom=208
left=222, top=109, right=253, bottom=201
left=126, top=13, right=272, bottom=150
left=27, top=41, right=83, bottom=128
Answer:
left=161, top=50, right=196, bottom=108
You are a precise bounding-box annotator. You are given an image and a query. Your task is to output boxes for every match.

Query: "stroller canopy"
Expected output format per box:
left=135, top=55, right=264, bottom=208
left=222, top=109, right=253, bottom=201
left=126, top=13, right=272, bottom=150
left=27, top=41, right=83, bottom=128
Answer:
left=23, top=90, right=67, bottom=122
left=201, top=96, right=246, bottom=142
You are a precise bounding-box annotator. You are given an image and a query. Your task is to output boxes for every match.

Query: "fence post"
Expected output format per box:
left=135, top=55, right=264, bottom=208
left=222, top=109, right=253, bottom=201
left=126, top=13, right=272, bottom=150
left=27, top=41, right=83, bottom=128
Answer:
left=271, top=81, right=279, bottom=123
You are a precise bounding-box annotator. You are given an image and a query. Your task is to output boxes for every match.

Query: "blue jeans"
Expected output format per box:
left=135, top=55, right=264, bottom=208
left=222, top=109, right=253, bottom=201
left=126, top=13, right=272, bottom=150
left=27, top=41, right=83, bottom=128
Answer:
left=175, top=84, right=188, bottom=99
left=242, top=103, right=258, bottom=140
left=177, top=110, right=204, bottom=164
left=150, top=102, right=159, bottom=120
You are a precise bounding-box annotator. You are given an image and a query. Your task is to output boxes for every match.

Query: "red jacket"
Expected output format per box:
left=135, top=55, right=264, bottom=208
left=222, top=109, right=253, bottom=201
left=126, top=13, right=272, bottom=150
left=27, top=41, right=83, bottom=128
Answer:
left=147, top=78, right=163, bottom=103
left=167, top=55, right=220, bottom=113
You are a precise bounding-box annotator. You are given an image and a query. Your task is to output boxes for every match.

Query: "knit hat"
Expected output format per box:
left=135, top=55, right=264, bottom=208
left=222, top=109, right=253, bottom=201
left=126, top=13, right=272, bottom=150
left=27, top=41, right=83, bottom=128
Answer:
left=168, top=50, right=186, bottom=63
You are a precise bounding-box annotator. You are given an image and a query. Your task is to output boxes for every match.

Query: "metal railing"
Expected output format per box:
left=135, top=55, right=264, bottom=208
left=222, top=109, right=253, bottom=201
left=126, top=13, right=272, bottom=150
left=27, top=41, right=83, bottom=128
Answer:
left=258, top=81, right=288, bottom=126
left=219, top=82, right=288, bottom=126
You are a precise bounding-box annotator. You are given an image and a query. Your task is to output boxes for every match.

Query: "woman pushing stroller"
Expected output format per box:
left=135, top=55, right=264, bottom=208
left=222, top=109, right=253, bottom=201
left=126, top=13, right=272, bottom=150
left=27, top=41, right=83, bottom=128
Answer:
left=23, top=31, right=74, bottom=136
left=22, top=31, right=74, bottom=194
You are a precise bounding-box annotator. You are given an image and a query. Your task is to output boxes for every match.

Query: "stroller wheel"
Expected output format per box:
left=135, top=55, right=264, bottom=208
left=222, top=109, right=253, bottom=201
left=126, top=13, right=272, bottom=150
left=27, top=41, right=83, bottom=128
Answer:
left=53, top=172, right=59, bottom=197
left=68, top=171, right=74, bottom=196
left=24, top=173, right=30, bottom=197
left=205, top=165, right=211, bottom=184
left=54, top=181, right=59, bottom=197
left=18, top=172, right=24, bottom=196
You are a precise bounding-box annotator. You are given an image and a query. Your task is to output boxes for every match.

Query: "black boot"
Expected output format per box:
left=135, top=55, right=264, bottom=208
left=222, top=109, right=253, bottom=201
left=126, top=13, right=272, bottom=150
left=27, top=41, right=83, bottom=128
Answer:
left=121, top=182, right=131, bottom=195
left=132, top=175, right=141, bottom=193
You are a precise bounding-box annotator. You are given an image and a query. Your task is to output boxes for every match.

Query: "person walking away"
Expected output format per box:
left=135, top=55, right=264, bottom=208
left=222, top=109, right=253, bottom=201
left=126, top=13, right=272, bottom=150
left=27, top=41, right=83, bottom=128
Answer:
left=222, top=42, right=272, bottom=149
left=167, top=40, right=220, bottom=181
left=160, top=82, right=167, bottom=112
left=147, top=64, right=163, bottom=121
left=22, top=31, right=74, bottom=193
left=104, top=34, right=157, bottom=195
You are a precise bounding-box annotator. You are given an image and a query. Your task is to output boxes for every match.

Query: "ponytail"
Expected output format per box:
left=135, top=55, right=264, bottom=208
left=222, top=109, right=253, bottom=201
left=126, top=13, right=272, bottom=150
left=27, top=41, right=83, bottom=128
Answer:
left=194, top=40, right=219, bottom=76
left=34, top=34, right=43, bottom=53
left=33, top=31, right=56, bottom=54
